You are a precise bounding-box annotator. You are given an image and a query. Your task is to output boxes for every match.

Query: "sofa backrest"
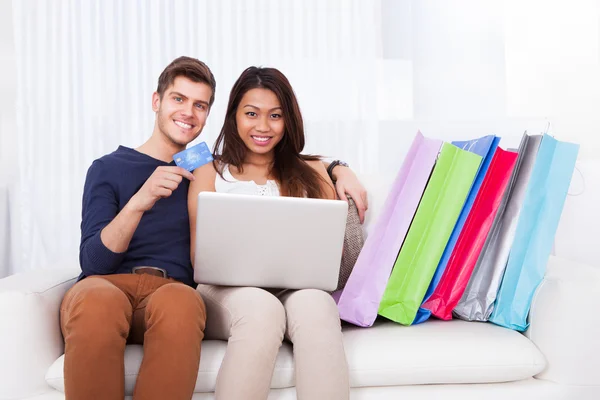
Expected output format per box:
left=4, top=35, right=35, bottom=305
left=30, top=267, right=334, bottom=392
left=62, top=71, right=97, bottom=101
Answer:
left=554, top=159, right=600, bottom=267
left=356, top=173, right=395, bottom=238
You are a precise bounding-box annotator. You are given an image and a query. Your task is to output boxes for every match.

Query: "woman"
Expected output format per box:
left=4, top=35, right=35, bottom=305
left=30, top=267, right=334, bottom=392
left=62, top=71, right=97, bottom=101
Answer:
left=188, top=67, right=352, bottom=400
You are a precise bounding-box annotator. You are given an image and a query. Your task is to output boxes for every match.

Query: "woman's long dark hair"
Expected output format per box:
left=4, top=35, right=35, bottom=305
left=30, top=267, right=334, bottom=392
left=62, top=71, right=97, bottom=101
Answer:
left=213, top=66, right=331, bottom=199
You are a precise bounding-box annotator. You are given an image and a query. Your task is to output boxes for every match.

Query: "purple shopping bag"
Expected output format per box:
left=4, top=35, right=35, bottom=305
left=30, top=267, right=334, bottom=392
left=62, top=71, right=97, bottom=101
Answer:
left=337, top=132, right=442, bottom=327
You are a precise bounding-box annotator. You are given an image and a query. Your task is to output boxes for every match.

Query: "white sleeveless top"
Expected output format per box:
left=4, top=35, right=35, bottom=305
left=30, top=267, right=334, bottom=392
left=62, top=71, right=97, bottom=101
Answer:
left=215, top=164, right=280, bottom=197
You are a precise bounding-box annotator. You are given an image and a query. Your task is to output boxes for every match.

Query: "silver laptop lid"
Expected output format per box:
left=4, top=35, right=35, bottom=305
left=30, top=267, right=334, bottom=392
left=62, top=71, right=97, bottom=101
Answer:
left=194, top=192, right=348, bottom=291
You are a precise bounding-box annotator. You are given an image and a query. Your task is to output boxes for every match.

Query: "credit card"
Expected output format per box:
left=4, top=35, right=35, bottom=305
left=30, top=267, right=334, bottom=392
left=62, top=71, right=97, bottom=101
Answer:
left=173, top=142, right=214, bottom=172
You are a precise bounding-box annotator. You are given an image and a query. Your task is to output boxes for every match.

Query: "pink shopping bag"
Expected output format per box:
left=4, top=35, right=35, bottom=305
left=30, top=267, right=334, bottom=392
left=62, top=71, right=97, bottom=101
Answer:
left=337, top=132, right=442, bottom=327
left=423, top=148, right=518, bottom=320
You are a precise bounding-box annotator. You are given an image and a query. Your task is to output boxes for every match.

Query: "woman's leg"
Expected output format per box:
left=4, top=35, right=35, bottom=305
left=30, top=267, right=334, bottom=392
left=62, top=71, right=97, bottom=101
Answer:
left=279, top=289, right=350, bottom=400
left=197, top=285, right=286, bottom=400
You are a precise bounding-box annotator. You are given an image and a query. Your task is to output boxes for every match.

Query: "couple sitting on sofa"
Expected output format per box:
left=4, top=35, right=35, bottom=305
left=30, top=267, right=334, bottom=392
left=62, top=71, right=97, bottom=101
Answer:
left=63, top=56, right=368, bottom=400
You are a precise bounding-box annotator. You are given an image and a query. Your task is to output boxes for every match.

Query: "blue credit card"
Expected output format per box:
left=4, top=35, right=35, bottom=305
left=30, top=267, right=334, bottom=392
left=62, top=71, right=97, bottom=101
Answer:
left=173, top=142, right=214, bottom=172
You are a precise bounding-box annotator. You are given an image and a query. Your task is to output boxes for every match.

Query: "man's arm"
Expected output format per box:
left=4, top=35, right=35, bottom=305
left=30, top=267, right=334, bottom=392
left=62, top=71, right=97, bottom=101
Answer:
left=79, top=162, right=194, bottom=276
left=79, top=160, right=127, bottom=276
left=101, top=165, right=195, bottom=252
left=99, top=203, right=144, bottom=253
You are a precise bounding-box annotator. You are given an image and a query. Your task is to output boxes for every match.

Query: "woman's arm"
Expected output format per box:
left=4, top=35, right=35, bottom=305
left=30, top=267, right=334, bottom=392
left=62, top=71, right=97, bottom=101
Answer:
left=307, top=160, right=337, bottom=200
left=188, top=162, right=218, bottom=266
left=322, top=161, right=368, bottom=223
left=316, top=161, right=365, bottom=290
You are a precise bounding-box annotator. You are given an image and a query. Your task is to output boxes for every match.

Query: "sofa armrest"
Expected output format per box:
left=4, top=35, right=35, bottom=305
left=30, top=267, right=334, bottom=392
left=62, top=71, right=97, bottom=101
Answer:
left=0, top=268, right=79, bottom=399
left=527, top=256, right=600, bottom=387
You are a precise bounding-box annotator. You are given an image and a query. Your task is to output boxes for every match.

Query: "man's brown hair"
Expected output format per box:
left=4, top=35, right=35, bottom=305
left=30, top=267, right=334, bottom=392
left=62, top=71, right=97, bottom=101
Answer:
left=156, top=56, right=216, bottom=106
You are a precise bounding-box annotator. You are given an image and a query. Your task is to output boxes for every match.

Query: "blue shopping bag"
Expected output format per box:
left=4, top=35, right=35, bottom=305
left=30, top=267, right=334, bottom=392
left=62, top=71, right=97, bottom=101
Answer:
left=489, top=134, right=579, bottom=331
left=413, top=135, right=500, bottom=324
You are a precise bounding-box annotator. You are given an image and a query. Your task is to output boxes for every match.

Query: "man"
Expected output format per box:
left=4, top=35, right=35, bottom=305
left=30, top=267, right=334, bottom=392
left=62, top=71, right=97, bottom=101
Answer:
left=60, top=56, right=368, bottom=400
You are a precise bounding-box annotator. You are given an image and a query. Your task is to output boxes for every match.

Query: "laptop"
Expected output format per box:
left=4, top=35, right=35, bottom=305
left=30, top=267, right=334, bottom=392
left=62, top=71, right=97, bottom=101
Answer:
left=193, top=192, right=348, bottom=291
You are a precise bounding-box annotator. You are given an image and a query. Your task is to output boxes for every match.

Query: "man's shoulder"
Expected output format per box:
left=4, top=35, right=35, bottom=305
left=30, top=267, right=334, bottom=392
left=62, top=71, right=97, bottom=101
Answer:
left=88, top=146, right=140, bottom=172
left=85, top=147, right=136, bottom=182
left=95, top=146, right=137, bottom=165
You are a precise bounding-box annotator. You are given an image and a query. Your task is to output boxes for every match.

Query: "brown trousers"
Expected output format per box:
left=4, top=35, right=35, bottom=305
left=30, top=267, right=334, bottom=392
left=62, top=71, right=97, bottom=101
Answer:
left=60, top=273, right=206, bottom=400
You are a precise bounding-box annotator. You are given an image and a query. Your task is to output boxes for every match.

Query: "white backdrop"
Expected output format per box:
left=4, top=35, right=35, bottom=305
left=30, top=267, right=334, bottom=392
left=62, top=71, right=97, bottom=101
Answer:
left=0, top=0, right=16, bottom=279
left=3, top=0, right=600, bottom=275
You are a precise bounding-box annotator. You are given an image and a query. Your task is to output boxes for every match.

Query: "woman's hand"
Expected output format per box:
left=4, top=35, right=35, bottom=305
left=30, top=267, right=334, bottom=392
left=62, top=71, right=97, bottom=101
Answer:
left=332, top=166, right=368, bottom=224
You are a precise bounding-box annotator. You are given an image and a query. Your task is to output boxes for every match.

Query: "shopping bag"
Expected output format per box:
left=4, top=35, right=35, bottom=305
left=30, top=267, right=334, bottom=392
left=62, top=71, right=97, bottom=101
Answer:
left=378, top=143, right=481, bottom=325
left=453, top=133, right=542, bottom=322
left=489, top=134, right=579, bottom=331
left=413, top=135, right=499, bottom=324
left=337, top=132, right=442, bottom=327
left=422, top=147, right=518, bottom=320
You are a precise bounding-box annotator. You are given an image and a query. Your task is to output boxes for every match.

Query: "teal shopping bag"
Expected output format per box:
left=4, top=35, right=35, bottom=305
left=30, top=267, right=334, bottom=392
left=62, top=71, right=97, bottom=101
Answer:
left=489, top=134, right=579, bottom=331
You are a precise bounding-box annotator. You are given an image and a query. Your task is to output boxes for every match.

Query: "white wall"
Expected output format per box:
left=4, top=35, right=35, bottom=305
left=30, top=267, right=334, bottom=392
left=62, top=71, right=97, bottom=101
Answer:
left=3, top=0, right=600, bottom=273
left=0, top=0, right=16, bottom=185
left=378, top=0, right=600, bottom=267
left=0, top=0, right=16, bottom=278
left=375, top=0, right=600, bottom=178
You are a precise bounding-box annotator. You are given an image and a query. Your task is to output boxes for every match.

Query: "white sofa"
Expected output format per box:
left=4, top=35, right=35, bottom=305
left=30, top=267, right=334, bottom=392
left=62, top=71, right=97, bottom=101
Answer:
left=1, top=171, right=600, bottom=400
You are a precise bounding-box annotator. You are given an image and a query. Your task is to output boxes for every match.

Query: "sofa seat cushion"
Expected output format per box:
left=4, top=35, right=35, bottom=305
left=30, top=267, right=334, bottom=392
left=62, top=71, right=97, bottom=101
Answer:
left=46, top=341, right=295, bottom=394
left=46, top=319, right=545, bottom=394
left=345, top=319, right=546, bottom=387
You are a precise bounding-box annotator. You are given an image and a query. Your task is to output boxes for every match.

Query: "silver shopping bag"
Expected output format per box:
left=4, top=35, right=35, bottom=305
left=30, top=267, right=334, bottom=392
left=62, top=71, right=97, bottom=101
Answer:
left=453, top=133, right=542, bottom=322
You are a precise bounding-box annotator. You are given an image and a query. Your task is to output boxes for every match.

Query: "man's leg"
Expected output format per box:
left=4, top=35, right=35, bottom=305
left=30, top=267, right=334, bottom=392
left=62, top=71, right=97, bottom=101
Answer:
left=132, top=281, right=206, bottom=400
left=60, top=276, right=134, bottom=400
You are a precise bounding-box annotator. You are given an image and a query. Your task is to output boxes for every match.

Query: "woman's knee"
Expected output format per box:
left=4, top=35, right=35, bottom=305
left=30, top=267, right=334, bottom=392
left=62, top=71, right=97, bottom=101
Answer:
left=232, top=287, right=286, bottom=331
left=204, top=286, right=286, bottom=339
left=284, top=289, right=341, bottom=330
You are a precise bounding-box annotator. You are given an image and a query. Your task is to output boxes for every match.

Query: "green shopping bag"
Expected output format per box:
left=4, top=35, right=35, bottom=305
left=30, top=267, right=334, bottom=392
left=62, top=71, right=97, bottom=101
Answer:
left=378, top=143, right=482, bottom=325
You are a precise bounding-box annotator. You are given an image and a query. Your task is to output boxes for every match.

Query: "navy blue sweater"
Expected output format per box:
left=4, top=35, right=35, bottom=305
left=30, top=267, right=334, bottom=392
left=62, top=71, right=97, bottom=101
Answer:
left=79, top=146, right=194, bottom=287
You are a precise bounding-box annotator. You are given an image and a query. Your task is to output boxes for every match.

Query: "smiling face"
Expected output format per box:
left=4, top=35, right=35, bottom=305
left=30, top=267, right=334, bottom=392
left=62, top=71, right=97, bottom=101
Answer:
left=152, top=76, right=213, bottom=149
left=235, top=88, right=285, bottom=158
